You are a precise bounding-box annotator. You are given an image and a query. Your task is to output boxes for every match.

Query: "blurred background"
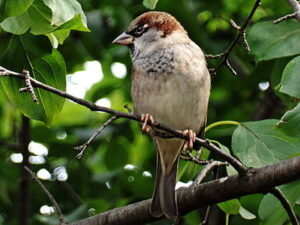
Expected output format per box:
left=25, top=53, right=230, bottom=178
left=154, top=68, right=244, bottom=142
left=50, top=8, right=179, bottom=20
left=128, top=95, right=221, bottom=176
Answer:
left=0, top=0, right=294, bottom=224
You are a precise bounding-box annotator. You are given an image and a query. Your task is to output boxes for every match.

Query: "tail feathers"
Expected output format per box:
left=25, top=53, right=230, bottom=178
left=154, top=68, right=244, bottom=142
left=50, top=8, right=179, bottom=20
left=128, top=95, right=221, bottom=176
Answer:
left=150, top=152, right=179, bottom=220
left=150, top=152, right=163, bottom=217
left=160, top=156, right=179, bottom=219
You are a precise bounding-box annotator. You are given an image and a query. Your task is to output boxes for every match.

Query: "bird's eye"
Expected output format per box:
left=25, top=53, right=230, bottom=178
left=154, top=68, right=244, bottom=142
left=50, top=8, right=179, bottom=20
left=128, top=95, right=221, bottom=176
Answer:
left=127, top=24, right=149, bottom=37
left=135, top=25, right=145, bottom=34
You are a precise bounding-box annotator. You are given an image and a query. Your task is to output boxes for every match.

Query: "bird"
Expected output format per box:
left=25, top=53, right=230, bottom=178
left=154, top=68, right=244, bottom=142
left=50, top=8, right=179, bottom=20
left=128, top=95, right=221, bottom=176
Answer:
left=113, top=11, right=211, bottom=220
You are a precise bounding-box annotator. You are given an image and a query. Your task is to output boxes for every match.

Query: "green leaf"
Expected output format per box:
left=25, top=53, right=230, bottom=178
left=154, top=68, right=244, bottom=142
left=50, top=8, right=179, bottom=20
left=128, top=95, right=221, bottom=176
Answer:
left=218, top=142, right=237, bottom=176
left=277, top=103, right=300, bottom=138
left=0, top=34, right=66, bottom=124
left=178, top=159, right=202, bottom=182
left=56, top=13, right=89, bottom=32
left=178, top=147, right=210, bottom=181
left=248, top=20, right=300, bottom=61
left=232, top=119, right=300, bottom=167
left=0, top=12, right=31, bottom=34
left=45, top=13, right=89, bottom=48
left=43, top=0, right=88, bottom=28
left=218, top=199, right=240, bottom=215
left=0, top=0, right=89, bottom=47
left=143, top=0, right=159, bottom=9
left=259, top=181, right=300, bottom=225
left=1, top=1, right=57, bottom=35
left=239, top=206, right=256, bottom=220
left=46, top=30, right=71, bottom=49
left=0, top=0, right=35, bottom=21
left=279, top=56, right=300, bottom=98
left=219, top=198, right=256, bottom=220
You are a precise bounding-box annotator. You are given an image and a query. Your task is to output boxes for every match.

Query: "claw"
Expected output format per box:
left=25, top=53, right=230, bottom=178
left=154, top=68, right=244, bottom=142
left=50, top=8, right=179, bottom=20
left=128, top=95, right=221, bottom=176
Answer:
left=182, top=129, right=196, bottom=150
left=141, top=113, right=155, bottom=134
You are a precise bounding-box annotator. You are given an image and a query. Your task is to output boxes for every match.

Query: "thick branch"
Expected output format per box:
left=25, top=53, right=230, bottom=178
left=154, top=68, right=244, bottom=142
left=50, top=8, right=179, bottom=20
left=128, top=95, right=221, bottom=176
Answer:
left=0, top=66, right=247, bottom=174
left=70, top=156, right=300, bottom=225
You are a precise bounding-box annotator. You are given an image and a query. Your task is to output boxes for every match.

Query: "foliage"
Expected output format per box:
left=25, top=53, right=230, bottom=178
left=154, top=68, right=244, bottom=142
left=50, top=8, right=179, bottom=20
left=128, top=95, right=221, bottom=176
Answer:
left=0, top=0, right=299, bottom=225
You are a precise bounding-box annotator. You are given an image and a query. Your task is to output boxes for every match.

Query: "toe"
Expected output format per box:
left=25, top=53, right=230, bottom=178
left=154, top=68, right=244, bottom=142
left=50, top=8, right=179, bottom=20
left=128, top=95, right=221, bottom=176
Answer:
left=182, top=129, right=189, bottom=136
left=182, top=129, right=196, bottom=150
left=141, top=113, right=154, bottom=134
left=149, top=115, right=155, bottom=125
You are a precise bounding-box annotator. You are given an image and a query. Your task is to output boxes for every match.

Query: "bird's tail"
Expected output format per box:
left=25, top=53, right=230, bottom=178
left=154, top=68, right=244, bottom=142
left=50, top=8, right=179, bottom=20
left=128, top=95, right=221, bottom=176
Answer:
left=150, top=138, right=183, bottom=220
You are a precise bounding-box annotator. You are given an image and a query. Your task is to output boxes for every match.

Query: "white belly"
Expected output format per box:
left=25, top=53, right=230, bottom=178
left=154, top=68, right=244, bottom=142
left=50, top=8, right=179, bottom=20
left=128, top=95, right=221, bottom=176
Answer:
left=132, top=72, right=210, bottom=133
left=131, top=42, right=211, bottom=133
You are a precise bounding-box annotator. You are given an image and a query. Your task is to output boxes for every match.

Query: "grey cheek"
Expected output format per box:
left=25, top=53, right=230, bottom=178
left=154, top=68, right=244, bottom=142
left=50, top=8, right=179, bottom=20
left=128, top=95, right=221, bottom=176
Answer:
left=145, top=35, right=157, bottom=43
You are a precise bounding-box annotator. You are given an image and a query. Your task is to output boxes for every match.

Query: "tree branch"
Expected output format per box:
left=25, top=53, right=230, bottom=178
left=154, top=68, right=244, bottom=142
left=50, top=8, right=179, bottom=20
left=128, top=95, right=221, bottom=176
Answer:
left=24, top=166, right=66, bottom=225
left=69, top=156, right=300, bottom=225
left=201, top=166, right=223, bottom=225
left=74, top=115, right=118, bottom=158
left=274, top=0, right=300, bottom=23
left=0, top=66, right=247, bottom=174
left=208, top=0, right=261, bottom=76
left=19, top=116, right=31, bottom=225
left=269, top=187, right=299, bottom=225
left=18, top=70, right=38, bottom=103
left=194, top=161, right=228, bottom=185
left=180, top=150, right=211, bottom=165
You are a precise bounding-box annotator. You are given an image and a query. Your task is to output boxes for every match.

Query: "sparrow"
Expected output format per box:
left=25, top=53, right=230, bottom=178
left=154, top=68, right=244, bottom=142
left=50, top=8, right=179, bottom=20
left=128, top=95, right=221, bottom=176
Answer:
left=113, top=11, right=210, bottom=220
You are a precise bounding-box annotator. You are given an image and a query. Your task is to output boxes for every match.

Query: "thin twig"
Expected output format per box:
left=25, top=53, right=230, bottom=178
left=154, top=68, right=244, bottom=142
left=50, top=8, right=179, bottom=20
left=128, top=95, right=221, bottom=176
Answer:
left=274, top=0, right=300, bottom=23
left=274, top=13, right=297, bottom=23
left=242, top=31, right=251, bottom=51
left=208, top=0, right=261, bottom=76
left=205, top=52, right=226, bottom=59
left=230, top=19, right=250, bottom=52
left=180, top=151, right=211, bottom=165
left=19, top=116, right=31, bottom=225
left=0, top=68, right=38, bottom=103
left=225, top=60, right=237, bottom=76
left=201, top=206, right=211, bottom=225
left=0, top=66, right=248, bottom=174
left=194, top=161, right=228, bottom=185
left=124, top=104, right=133, bottom=113
left=201, top=166, right=221, bottom=225
left=24, top=166, right=66, bottom=225
left=0, top=67, right=11, bottom=75
left=74, top=116, right=118, bottom=158
left=269, top=187, right=299, bottom=225
left=18, top=70, right=38, bottom=103
left=289, top=0, right=300, bottom=20
left=230, top=19, right=241, bottom=30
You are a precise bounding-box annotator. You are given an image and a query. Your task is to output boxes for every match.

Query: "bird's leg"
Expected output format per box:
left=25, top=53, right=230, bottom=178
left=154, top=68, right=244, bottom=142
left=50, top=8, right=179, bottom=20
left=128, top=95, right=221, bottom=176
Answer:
left=182, top=129, right=196, bottom=150
left=141, top=113, right=155, bottom=134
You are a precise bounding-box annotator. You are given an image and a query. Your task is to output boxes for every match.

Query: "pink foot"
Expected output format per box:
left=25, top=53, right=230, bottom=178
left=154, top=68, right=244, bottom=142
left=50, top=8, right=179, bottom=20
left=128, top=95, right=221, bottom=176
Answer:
left=141, top=113, right=155, bottom=134
left=182, top=129, right=196, bottom=150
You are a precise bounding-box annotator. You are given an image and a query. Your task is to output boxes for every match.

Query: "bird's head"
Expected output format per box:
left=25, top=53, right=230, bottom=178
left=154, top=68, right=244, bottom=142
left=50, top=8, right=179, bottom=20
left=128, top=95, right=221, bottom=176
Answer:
left=113, top=11, right=189, bottom=57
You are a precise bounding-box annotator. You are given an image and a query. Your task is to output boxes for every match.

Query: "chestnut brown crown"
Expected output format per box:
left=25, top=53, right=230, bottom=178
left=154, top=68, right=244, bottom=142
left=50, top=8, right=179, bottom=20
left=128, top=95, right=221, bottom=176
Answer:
left=128, top=11, right=186, bottom=37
